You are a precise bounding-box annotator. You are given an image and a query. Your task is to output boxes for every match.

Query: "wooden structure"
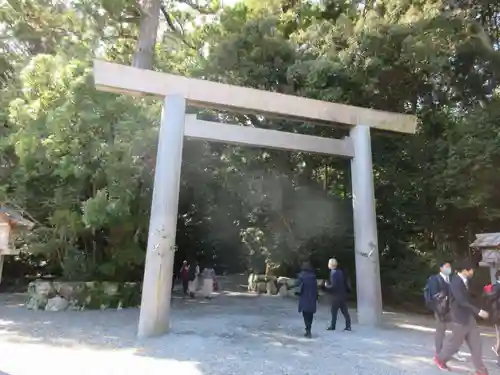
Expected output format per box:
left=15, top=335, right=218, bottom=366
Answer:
left=470, top=232, right=500, bottom=283
left=0, top=206, right=35, bottom=284
left=93, top=60, right=418, bottom=338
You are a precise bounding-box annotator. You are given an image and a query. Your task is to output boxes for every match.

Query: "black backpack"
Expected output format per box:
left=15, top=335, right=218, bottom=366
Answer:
left=423, top=276, right=434, bottom=309
left=424, top=275, right=449, bottom=315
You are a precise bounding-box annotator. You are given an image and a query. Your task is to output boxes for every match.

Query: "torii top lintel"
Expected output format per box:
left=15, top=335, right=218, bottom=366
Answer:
left=93, top=60, right=417, bottom=134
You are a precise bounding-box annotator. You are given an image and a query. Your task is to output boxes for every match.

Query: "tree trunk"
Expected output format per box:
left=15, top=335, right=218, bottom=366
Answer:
left=132, top=0, right=161, bottom=70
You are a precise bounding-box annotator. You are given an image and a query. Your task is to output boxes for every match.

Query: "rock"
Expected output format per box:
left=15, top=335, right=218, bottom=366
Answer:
left=266, top=281, right=278, bottom=295
left=256, top=282, right=267, bottom=294
left=45, top=296, right=69, bottom=311
left=85, top=281, right=97, bottom=289
left=286, top=278, right=297, bottom=288
left=254, top=274, right=267, bottom=282
left=276, top=277, right=296, bottom=288
left=102, top=282, right=119, bottom=296
left=26, top=295, right=48, bottom=310
left=277, top=276, right=289, bottom=286
left=28, top=280, right=56, bottom=298
left=53, top=281, right=85, bottom=300
left=278, top=284, right=288, bottom=297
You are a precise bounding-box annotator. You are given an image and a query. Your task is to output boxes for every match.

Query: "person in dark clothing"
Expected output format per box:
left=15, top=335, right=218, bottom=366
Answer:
left=179, top=260, right=190, bottom=295
left=295, top=261, right=318, bottom=338
left=483, top=270, right=500, bottom=367
left=427, top=261, right=466, bottom=361
left=325, top=258, right=351, bottom=331
left=434, top=260, right=490, bottom=374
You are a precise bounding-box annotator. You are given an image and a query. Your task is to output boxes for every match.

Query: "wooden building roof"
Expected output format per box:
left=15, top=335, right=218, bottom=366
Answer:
left=0, top=206, right=35, bottom=229
left=470, top=233, right=500, bottom=249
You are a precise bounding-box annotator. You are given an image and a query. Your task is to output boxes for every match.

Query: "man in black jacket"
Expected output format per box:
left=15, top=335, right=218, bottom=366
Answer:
left=428, top=261, right=466, bottom=361
left=434, top=260, right=489, bottom=374
left=325, top=258, right=351, bottom=331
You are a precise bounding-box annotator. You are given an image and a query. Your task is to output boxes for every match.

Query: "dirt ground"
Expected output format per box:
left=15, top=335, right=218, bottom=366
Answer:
left=0, top=285, right=498, bottom=375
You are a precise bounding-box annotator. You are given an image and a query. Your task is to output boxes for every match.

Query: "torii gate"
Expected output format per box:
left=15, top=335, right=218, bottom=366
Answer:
left=93, top=60, right=417, bottom=338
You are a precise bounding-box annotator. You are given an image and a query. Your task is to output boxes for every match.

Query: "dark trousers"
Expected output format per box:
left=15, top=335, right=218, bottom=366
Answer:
left=182, top=279, right=189, bottom=294
left=495, top=324, right=500, bottom=365
left=437, top=316, right=487, bottom=373
left=434, top=313, right=448, bottom=354
left=331, top=297, right=351, bottom=329
left=435, top=313, right=464, bottom=356
left=302, top=312, right=314, bottom=332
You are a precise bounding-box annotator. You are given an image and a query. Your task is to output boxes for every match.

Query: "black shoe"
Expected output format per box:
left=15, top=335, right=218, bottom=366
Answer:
left=327, top=326, right=335, bottom=331
left=344, top=327, right=351, bottom=331
left=304, top=331, right=312, bottom=338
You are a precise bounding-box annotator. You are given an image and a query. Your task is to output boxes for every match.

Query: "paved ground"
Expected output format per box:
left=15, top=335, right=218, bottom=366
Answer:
left=0, top=291, right=499, bottom=375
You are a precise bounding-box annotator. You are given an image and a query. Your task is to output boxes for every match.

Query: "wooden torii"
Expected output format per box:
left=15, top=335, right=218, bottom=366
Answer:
left=93, top=60, right=417, bottom=338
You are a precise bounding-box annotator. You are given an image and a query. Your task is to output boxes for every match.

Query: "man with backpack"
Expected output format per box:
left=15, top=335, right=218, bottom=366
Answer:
left=424, top=261, right=466, bottom=362
left=434, top=260, right=489, bottom=374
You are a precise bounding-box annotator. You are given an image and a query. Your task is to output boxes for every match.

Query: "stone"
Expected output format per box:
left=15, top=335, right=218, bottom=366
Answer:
left=26, top=295, right=48, bottom=310
left=85, top=281, right=97, bottom=289
left=53, top=281, right=85, bottom=300
left=45, top=296, right=69, bottom=311
left=256, top=282, right=267, bottom=294
left=102, top=282, right=119, bottom=296
left=277, top=276, right=289, bottom=286
left=276, top=277, right=296, bottom=289
left=286, top=278, right=297, bottom=288
left=254, top=274, right=267, bottom=282
left=266, top=281, right=278, bottom=295
left=28, top=280, right=56, bottom=298
left=278, top=284, right=288, bottom=297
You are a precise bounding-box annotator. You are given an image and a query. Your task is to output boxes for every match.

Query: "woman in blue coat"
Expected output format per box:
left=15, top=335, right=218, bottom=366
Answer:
left=296, top=261, right=318, bottom=338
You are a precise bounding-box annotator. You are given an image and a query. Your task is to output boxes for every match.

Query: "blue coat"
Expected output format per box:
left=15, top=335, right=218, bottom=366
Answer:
left=327, top=268, right=347, bottom=298
left=297, top=268, right=318, bottom=313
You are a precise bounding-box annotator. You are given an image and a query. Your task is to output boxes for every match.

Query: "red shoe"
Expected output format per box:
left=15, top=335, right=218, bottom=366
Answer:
left=434, top=356, right=450, bottom=371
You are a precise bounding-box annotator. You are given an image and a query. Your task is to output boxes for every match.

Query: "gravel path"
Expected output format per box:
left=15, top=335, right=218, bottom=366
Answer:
left=0, top=292, right=498, bottom=375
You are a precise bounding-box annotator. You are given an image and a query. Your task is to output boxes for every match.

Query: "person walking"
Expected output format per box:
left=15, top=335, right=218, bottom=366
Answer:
left=179, top=260, right=190, bottom=296
left=482, top=270, right=500, bottom=367
left=188, top=261, right=200, bottom=298
left=295, top=261, right=318, bottom=338
left=425, top=261, right=466, bottom=362
left=201, top=264, right=216, bottom=299
left=434, top=260, right=490, bottom=374
left=325, top=258, right=351, bottom=332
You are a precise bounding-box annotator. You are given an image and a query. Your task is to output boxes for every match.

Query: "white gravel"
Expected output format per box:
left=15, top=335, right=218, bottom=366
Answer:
left=0, top=292, right=498, bottom=375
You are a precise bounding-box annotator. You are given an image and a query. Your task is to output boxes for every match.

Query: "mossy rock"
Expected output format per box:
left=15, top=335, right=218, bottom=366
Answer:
left=56, top=282, right=140, bottom=310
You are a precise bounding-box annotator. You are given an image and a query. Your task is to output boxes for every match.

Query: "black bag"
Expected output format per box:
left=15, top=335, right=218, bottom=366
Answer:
left=423, top=276, right=434, bottom=310
left=424, top=275, right=449, bottom=316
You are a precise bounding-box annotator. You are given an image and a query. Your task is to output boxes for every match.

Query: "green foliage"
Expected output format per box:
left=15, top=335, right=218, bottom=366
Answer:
left=1, top=0, right=500, bottom=306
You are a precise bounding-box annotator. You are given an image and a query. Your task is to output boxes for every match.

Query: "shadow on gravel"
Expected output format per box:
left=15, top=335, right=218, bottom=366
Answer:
left=0, top=292, right=497, bottom=375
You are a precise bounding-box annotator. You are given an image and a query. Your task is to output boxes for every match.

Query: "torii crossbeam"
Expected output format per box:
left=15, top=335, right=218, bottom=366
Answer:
left=93, top=60, right=417, bottom=338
